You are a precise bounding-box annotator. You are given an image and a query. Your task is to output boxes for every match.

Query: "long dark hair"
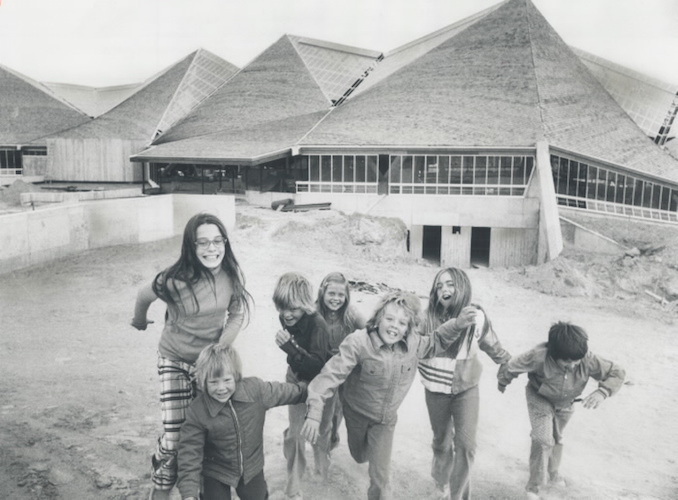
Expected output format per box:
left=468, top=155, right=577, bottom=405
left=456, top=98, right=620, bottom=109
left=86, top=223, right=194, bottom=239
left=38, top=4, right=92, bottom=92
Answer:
left=153, top=212, right=252, bottom=324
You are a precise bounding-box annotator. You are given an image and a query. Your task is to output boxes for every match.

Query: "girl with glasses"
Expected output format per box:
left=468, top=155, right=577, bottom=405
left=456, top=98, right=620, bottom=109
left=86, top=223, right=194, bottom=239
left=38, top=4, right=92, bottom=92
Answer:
left=131, top=212, right=253, bottom=499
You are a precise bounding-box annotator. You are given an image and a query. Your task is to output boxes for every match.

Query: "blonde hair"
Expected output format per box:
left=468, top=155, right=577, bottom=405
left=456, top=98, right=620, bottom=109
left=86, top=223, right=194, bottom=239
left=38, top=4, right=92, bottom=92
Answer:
left=316, top=272, right=353, bottom=330
left=366, top=290, right=421, bottom=338
left=194, top=344, right=243, bottom=392
left=273, top=272, right=316, bottom=314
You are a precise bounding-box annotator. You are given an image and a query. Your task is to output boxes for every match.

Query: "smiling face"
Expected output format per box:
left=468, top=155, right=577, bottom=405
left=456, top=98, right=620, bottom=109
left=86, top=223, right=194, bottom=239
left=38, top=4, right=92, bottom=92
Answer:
left=323, top=283, right=347, bottom=312
left=195, top=223, right=225, bottom=271
left=435, top=271, right=456, bottom=307
left=206, top=370, right=237, bottom=403
left=279, top=306, right=305, bottom=327
left=376, top=303, right=410, bottom=346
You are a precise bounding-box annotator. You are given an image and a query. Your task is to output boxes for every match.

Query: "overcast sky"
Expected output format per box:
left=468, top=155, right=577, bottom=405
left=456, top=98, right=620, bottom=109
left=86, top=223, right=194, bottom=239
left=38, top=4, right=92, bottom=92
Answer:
left=0, top=0, right=677, bottom=87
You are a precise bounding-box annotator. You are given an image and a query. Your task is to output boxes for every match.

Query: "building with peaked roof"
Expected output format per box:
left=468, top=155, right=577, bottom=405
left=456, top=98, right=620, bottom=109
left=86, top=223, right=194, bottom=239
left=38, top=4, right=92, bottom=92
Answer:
left=0, top=63, right=90, bottom=184
left=40, top=49, right=237, bottom=183
left=129, top=0, right=678, bottom=268
left=42, top=81, right=142, bottom=118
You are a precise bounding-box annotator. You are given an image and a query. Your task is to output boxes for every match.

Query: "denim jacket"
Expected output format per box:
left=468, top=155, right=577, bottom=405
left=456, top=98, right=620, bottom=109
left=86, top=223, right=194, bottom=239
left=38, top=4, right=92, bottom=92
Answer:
left=306, top=322, right=463, bottom=425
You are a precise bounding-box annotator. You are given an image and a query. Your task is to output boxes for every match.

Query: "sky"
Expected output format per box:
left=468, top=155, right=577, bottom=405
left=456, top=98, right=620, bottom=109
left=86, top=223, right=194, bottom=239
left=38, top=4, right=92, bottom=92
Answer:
left=0, top=0, right=677, bottom=87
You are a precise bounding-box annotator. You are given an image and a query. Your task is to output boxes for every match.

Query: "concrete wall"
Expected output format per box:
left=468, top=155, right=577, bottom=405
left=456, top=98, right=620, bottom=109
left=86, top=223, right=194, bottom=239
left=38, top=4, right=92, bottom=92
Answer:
left=560, top=217, right=625, bottom=254
left=22, top=156, right=48, bottom=177
left=0, top=194, right=236, bottom=274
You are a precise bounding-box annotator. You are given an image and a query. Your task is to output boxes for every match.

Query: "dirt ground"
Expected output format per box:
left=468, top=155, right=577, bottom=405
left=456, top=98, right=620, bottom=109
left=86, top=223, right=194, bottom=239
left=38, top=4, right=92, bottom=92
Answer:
left=1, top=201, right=677, bottom=499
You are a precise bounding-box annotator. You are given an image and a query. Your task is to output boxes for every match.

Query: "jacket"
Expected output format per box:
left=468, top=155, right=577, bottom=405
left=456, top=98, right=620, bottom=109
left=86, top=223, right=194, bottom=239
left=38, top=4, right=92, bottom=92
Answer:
left=177, top=377, right=306, bottom=498
left=306, top=321, right=464, bottom=425
left=497, top=343, right=625, bottom=409
left=279, top=312, right=331, bottom=381
left=418, top=307, right=511, bottom=394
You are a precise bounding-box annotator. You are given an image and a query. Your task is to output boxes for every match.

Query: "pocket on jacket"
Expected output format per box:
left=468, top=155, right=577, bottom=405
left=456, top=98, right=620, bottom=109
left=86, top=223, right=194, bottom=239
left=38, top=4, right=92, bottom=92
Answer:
left=360, top=360, right=385, bottom=384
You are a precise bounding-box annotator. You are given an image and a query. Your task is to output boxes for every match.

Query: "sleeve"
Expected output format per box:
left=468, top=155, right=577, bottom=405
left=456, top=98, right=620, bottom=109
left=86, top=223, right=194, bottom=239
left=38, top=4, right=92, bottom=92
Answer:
left=416, top=317, right=467, bottom=359
left=131, top=282, right=159, bottom=329
left=306, top=332, right=362, bottom=422
left=497, top=347, right=541, bottom=388
left=257, top=378, right=308, bottom=408
left=219, top=294, right=246, bottom=346
left=289, top=316, right=332, bottom=381
left=349, top=304, right=368, bottom=331
left=476, top=308, right=511, bottom=364
left=587, top=352, right=626, bottom=397
left=176, top=406, right=206, bottom=500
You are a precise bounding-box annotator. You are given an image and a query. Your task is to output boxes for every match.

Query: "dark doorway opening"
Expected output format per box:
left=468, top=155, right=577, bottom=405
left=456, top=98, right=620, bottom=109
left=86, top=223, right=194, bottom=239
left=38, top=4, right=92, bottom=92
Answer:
left=423, top=226, right=442, bottom=264
left=471, top=227, right=491, bottom=267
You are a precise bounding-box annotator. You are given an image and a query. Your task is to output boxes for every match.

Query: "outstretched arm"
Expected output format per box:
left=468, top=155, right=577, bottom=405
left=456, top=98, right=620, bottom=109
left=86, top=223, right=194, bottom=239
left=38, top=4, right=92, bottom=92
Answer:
left=130, top=282, right=158, bottom=330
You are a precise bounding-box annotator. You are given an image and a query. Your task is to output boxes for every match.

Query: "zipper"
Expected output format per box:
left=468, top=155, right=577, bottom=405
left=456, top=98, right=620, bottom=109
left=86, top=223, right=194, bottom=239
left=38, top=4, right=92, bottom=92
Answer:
left=228, top=400, right=244, bottom=477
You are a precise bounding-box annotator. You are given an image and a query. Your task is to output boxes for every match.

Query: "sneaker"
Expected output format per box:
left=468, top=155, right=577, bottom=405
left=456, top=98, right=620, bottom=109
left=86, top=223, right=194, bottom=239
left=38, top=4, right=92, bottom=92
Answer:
left=434, top=484, right=450, bottom=500
left=525, top=491, right=540, bottom=500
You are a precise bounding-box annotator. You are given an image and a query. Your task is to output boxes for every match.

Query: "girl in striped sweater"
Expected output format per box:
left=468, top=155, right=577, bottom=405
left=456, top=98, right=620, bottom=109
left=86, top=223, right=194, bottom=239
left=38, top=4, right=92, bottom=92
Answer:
left=418, top=267, right=510, bottom=500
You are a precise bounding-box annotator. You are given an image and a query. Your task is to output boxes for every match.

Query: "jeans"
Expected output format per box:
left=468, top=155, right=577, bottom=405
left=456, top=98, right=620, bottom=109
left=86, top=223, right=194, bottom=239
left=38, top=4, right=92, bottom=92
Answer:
left=203, top=470, right=268, bottom=500
left=424, top=386, right=479, bottom=500
left=283, top=370, right=334, bottom=496
left=343, top=402, right=396, bottom=500
left=525, top=384, right=574, bottom=493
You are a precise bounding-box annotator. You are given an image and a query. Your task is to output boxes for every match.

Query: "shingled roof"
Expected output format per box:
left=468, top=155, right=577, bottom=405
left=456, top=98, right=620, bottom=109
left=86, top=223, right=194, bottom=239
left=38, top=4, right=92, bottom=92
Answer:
left=51, top=49, right=237, bottom=142
left=301, top=0, right=678, bottom=182
left=0, top=63, right=90, bottom=146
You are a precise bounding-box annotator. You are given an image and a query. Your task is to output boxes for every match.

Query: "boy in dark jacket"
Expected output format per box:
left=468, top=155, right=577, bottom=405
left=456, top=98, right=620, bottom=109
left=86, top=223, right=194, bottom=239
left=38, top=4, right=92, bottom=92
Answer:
left=177, top=344, right=306, bottom=500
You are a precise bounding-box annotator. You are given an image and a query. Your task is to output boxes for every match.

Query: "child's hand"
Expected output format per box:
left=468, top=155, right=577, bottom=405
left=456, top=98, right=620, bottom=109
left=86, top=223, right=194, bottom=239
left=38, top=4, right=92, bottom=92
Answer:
left=301, top=418, right=320, bottom=445
left=275, top=329, right=292, bottom=346
left=582, top=389, right=606, bottom=409
left=130, top=319, right=154, bottom=331
left=456, top=306, right=479, bottom=329
left=498, top=383, right=506, bottom=393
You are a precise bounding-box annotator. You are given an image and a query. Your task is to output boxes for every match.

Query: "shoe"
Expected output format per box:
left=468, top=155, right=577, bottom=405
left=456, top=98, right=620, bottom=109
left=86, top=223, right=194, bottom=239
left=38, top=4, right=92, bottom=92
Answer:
left=286, top=495, right=303, bottom=500
left=525, top=491, right=540, bottom=500
left=434, top=484, right=450, bottom=500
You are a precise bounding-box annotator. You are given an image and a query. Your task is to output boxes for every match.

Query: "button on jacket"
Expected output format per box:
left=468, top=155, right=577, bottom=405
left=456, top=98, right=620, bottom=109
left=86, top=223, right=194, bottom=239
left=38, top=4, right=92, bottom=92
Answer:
left=497, top=343, right=625, bottom=409
left=306, top=324, right=463, bottom=425
left=177, top=377, right=306, bottom=499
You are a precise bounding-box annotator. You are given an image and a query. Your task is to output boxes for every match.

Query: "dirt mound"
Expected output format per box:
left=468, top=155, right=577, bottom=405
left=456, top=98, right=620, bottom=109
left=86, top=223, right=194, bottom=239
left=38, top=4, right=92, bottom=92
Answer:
left=0, top=179, right=41, bottom=206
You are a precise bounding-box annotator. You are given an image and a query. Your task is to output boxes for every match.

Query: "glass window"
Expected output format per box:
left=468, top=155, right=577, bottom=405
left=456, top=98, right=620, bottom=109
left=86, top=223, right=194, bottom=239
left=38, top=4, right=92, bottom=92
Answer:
left=367, top=156, right=378, bottom=183
left=426, top=156, right=438, bottom=184
left=402, top=156, right=413, bottom=183
left=414, top=156, right=425, bottom=184
left=356, top=156, right=366, bottom=182
left=321, top=156, right=331, bottom=182
left=596, top=168, right=607, bottom=201
left=661, top=187, right=670, bottom=211
left=332, top=156, right=343, bottom=182
left=309, top=156, right=320, bottom=182
left=643, top=183, right=654, bottom=208
left=488, top=156, right=500, bottom=185
left=389, top=156, right=401, bottom=183
left=525, top=156, right=534, bottom=182
left=462, top=156, right=474, bottom=184
left=615, top=174, right=625, bottom=204
left=652, top=184, right=662, bottom=210
left=475, top=156, right=487, bottom=185
left=450, top=156, right=462, bottom=184
left=500, top=157, right=512, bottom=185
left=344, top=156, right=355, bottom=183
left=439, top=156, right=450, bottom=184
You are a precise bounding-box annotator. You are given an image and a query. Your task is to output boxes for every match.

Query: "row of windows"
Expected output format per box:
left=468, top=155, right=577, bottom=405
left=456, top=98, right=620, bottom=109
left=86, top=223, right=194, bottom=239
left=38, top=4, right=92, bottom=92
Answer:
left=301, top=154, right=379, bottom=184
left=388, top=154, right=534, bottom=188
left=0, top=149, right=22, bottom=172
left=551, top=154, right=678, bottom=212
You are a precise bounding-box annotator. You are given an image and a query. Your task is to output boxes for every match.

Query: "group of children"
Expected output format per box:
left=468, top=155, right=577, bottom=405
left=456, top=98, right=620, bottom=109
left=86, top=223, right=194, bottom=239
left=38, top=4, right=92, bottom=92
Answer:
left=132, top=213, right=626, bottom=500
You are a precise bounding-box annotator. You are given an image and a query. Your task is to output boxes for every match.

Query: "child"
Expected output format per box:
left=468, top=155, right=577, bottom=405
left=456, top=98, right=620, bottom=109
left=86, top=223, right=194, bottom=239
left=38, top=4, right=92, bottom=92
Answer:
left=131, top=212, right=253, bottom=499
left=177, top=344, right=307, bottom=500
left=273, top=272, right=333, bottom=500
left=301, top=290, right=474, bottom=500
left=497, top=321, right=625, bottom=499
left=418, top=267, right=510, bottom=500
left=316, top=272, right=367, bottom=457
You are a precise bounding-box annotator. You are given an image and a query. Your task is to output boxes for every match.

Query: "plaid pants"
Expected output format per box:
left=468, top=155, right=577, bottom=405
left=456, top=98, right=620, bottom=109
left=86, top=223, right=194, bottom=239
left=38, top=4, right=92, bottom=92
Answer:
left=152, top=355, right=196, bottom=490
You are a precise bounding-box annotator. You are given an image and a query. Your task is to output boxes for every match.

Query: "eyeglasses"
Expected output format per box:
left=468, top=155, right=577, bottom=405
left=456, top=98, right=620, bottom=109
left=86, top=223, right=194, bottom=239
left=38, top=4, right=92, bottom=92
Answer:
left=194, top=236, right=227, bottom=249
